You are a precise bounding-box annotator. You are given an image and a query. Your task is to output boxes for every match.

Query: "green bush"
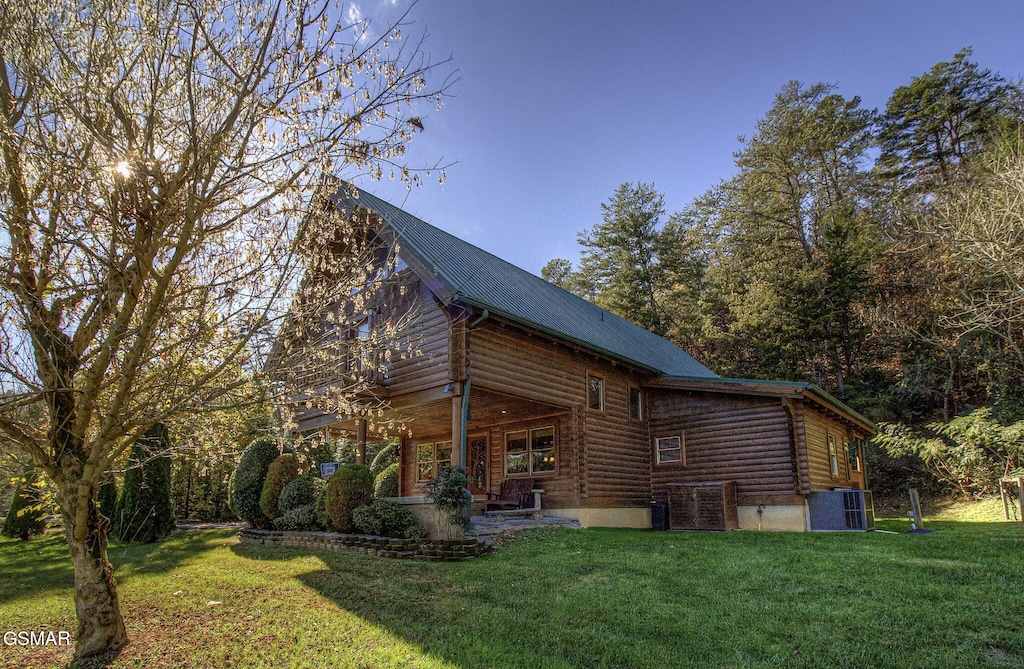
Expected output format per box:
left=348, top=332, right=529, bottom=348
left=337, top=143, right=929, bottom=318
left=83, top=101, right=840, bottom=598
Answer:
left=97, top=475, right=118, bottom=521
left=259, top=454, right=300, bottom=521
left=351, top=499, right=420, bottom=537
left=230, top=440, right=280, bottom=529
left=374, top=462, right=400, bottom=498
left=273, top=503, right=320, bottom=531
left=369, top=442, right=398, bottom=478
left=279, top=475, right=323, bottom=514
left=315, top=481, right=331, bottom=529
left=325, top=463, right=374, bottom=533
left=2, top=471, right=47, bottom=540
left=114, top=423, right=176, bottom=543
left=426, top=466, right=472, bottom=536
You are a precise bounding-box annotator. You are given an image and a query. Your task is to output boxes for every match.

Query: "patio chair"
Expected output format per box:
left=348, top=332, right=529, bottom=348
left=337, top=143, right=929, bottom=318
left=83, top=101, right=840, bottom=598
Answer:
left=484, top=477, right=536, bottom=513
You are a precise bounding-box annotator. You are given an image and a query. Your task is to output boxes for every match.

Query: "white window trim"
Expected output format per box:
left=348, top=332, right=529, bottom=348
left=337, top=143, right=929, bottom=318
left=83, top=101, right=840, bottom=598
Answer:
left=655, top=434, right=685, bottom=465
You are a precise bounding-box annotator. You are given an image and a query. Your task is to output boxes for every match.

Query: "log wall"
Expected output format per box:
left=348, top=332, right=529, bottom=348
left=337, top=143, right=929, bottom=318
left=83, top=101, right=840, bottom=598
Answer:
left=468, top=320, right=652, bottom=506
left=379, top=276, right=451, bottom=396
left=802, top=405, right=861, bottom=491
left=648, top=391, right=800, bottom=505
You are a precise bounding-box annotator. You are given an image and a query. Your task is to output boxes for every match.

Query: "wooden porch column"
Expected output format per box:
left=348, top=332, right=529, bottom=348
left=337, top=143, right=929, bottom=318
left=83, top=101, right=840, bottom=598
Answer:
left=355, top=418, right=367, bottom=465
left=451, top=395, right=463, bottom=468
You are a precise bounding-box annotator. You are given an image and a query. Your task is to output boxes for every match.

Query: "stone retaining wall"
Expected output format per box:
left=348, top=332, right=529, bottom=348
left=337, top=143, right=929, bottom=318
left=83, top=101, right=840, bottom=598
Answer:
left=238, top=528, right=490, bottom=561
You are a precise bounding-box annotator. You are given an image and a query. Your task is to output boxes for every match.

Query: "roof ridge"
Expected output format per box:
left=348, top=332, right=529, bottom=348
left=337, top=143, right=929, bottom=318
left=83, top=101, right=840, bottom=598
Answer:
left=333, top=182, right=717, bottom=379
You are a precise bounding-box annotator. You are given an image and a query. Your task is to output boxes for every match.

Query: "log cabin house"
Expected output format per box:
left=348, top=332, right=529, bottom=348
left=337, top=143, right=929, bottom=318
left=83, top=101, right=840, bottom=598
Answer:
left=287, top=183, right=875, bottom=532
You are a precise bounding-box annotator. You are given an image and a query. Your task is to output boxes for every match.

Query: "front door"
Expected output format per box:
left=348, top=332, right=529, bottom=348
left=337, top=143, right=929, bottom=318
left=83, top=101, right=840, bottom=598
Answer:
left=468, top=435, right=488, bottom=495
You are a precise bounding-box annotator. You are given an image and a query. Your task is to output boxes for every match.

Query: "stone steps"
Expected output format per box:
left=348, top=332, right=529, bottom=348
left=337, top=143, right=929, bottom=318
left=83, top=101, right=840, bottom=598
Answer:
left=467, top=515, right=581, bottom=537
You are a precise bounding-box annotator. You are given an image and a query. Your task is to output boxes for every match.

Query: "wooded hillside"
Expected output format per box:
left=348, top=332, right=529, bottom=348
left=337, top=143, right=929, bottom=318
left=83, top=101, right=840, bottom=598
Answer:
left=544, top=49, right=1024, bottom=499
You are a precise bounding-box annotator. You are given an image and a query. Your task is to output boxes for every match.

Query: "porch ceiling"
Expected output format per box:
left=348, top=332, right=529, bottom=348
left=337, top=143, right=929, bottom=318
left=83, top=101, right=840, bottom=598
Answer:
left=327, top=386, right=568, bottom=440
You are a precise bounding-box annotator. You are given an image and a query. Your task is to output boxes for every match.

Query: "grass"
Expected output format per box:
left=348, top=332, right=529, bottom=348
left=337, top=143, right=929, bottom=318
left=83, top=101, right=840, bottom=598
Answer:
left=875, top=493, right=1010, bottom=523
left=1, top=516, right=1023, bottom=668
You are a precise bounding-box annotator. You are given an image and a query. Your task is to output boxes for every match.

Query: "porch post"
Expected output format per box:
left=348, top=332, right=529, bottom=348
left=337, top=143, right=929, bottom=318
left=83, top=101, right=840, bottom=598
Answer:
left=451, top=395, right=463, bottom=468
left=355, top=418, right=367, bottom=465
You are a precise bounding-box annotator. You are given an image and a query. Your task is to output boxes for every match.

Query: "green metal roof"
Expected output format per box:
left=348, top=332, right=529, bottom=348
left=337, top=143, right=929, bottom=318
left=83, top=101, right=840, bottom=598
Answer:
left=332, top=183, right=717, bottom=378
left=660, top=375, right=876, bottom=431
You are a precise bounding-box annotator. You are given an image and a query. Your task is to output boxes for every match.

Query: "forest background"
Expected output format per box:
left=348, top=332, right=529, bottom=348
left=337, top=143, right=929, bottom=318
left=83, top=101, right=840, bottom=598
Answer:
left=3, top=49, right=1022, bottom=518
left=541, top=49, right=1024, bottom=504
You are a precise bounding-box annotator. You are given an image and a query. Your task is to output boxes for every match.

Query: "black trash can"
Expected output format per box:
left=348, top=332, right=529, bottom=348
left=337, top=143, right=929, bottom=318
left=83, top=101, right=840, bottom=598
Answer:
left=650, top=501, right=668, bottom=531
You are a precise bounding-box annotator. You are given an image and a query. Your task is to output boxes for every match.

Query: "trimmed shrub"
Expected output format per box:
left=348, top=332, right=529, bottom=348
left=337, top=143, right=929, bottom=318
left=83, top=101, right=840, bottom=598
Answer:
left=374, top=462, right=400, bottom=498
left=369, top=442, right=398, bottom=478
left=259, top=454, right=300, bottom=521
left=114, top=423, right=176, bottom=543
left=97, top=475, right=118, bottom=521
left=279, top=475, right=324, bottom=514
left=230, top=440, right=280, bottom=529
left=325, top=463, right=373, bottom=533
left=2, top=471, right=47, bottom=540
left=351, top=499, right=420, bottom=538
left=315, top=481, right=331, bottom=529
left=426, top=466, right=472, bottom=537
left=273, top=503, right=320, bottom=531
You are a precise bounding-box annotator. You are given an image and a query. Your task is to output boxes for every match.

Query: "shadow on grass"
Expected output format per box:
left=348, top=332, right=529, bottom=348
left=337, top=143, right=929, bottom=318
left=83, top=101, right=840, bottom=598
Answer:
left=0, top=528, right=239, bottom=606
left=230, top=525, right=1024, bottom=669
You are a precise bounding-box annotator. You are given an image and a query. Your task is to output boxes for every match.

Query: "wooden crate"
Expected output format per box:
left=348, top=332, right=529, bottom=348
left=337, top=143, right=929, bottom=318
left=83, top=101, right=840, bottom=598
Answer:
left=667, top=481, right=738, bottom=531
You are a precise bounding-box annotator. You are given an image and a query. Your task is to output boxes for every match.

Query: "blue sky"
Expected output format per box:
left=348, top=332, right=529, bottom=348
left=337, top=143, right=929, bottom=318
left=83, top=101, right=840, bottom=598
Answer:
left=348, top=1, right=1024, bottom=275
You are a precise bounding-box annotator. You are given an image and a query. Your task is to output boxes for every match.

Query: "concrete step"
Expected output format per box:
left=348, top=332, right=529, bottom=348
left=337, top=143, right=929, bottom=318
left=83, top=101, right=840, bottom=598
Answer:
left=466, top=515, right=581, bottom=537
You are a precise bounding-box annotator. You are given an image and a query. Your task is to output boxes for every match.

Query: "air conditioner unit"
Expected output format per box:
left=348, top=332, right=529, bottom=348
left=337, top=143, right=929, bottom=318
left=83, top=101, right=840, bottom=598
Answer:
left=807, top=489, right=874, bottom=532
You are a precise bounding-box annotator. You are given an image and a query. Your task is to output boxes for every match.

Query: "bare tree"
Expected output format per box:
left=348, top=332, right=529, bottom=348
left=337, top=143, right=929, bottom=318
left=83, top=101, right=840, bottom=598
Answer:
left=0, top=0, right=452, bottom=659
left=929, top=134, right=1024, bottom=369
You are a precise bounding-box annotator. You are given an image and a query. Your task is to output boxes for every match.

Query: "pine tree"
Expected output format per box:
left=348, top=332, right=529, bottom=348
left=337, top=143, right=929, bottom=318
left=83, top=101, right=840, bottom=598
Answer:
left=2, top=471, right=47, bottom=540
left=113, top=424, right=176, bottom=543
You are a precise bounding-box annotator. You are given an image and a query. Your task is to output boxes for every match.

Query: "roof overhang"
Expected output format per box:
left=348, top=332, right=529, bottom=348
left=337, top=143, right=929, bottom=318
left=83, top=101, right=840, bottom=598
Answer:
left=646, top=376, right=876, bottom=434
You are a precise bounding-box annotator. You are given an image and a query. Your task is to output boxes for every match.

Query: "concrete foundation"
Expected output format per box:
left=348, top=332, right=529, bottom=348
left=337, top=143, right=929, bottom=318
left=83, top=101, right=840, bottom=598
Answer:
left=737, top=504, right=807, bottom=532
left=389, top=497, right=465, bottom=540
left=544, top=507, right=652, bottom=529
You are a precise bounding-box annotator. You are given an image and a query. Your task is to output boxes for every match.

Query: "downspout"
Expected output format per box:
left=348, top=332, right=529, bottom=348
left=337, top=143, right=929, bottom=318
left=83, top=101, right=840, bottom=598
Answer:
left=460, top=309, right=489, bottom=466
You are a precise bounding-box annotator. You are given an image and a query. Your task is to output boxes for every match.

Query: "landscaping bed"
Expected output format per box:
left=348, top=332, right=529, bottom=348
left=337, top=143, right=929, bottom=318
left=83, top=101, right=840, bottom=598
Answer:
left=238, top=528, right=490, bottom=561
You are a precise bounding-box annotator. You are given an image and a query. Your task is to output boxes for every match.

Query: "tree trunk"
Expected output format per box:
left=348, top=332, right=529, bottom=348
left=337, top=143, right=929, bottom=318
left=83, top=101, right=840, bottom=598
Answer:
left=62, top=495, right=128, bottom=660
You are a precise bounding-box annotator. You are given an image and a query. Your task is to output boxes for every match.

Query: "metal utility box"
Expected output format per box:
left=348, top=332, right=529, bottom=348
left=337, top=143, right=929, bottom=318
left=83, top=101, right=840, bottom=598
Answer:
left=807, top=489, right=875, bottom=531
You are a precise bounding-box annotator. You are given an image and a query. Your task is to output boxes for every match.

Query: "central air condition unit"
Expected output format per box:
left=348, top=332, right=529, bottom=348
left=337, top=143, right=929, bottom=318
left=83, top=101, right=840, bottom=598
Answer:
left=807, top=489, right=874, bottom=532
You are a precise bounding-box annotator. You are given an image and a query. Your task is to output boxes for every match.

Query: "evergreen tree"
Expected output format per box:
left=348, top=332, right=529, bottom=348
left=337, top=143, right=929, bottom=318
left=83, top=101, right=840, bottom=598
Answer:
left=2, top=471, right=47, bottom=540
left=97, top=476, right=118, bottom=522
left=579, top=182, right=672, bottom=335
left=691, top=82, right=877, bottom=394
left=879, top=47, right=1016, bottom=190
left=113, top=424, right=176, bottom=543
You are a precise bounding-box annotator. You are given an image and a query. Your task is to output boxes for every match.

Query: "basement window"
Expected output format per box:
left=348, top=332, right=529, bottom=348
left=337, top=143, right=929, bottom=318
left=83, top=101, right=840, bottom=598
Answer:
left=655, top=435, right=684, bottom=465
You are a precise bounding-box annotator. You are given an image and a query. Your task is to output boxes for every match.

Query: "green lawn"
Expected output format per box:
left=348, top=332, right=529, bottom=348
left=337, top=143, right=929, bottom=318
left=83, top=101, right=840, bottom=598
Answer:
left=2, top=520, right=1023, bottom=668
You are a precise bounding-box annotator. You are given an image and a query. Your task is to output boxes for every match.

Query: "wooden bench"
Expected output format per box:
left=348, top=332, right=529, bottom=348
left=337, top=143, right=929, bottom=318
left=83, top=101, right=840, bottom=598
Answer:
left=484, top=479, right=544, bottom=518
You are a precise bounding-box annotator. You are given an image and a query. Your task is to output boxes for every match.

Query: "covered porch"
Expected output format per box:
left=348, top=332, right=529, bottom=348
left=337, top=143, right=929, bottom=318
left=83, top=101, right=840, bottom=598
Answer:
left=308, top=383, right=579, bottom=516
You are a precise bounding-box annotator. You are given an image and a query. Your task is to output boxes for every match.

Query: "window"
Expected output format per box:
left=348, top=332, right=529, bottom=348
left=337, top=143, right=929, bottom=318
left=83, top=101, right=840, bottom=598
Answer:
left=655, top=435, right=684, bottom=465
left=847, top=439, right=862, bottom=473
left=629, top=387, right=643, bottom=420
left=827, top=433, right=840, bottom=477
left=505, top=426, right=556, bottom=475
left=417, top=441, right=452, bottom=481
left=587, top=374, right=604, bottom=411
